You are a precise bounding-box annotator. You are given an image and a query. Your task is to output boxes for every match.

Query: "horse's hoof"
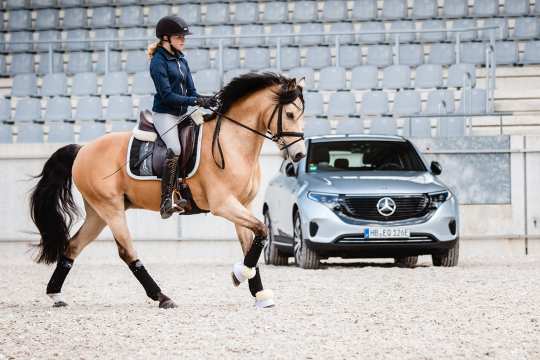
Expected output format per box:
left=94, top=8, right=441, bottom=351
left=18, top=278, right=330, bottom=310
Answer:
left=232, top=262, right=256, bottom=287
left=159, top=299, right=178, bottom=309
left=48, top=293, right=67, bottom=307
left=52, top=301, right=68, bottom=308
left=255, top=289, right=275, bottom=309
left=231, top=272, right=241, bottom=287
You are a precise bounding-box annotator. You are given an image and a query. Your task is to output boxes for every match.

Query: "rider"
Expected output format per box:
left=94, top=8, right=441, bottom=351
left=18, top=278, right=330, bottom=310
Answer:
left=147, top=15, right=217, bottom=219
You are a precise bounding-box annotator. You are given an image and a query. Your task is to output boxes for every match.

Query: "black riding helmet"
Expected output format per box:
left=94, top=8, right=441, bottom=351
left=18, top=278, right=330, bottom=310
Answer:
left=156, top=15, right=192, bottom=39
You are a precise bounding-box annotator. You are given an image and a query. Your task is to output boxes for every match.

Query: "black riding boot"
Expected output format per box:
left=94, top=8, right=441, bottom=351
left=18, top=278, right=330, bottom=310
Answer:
left=160, top=149, right=188, bottom=219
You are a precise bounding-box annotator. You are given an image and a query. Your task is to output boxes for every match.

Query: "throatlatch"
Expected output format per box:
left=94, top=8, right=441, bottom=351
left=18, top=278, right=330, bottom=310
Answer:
left=128, top=260, right=161, bottom=301
left=46, top=254, right=74, bottom=295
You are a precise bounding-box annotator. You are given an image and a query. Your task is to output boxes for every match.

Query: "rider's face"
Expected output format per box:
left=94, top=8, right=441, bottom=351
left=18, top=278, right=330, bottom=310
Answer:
left=170, top=34, right=185, bottom=51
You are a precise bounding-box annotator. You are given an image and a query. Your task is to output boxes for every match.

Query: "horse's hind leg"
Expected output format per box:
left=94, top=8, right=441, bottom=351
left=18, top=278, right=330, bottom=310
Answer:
left=47, top=201, right=106, bottom=307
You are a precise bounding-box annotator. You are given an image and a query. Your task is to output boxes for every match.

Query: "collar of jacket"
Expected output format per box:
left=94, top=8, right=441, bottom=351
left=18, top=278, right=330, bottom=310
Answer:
left=157, top=46, right=185, bottom=61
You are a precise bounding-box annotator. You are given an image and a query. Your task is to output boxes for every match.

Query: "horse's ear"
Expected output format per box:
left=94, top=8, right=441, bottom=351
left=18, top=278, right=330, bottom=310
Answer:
left=296, top=77, right=305, bottom=89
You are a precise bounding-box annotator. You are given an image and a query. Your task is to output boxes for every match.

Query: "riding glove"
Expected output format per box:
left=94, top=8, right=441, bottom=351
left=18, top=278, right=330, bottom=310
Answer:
left=195, top=96, right=219, bottom=109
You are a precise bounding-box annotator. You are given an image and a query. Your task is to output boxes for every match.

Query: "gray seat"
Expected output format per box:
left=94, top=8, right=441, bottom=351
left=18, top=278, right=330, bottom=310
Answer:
left=14, top=98, right=42, bottom=123
left=319, top=67, right=347, bottom=91
left=495, top=41, right=519, bottom=65
left=534, top=1, right=540, bottom=15
left=62, top=7, right=87, bottom=29
left=358, top=22, right=385, bottom=44
left=5, top=0, right=29, bottom=8
left=110, top=120, right=135, bottom=133
left=9, top=53, right=35, bottom=75
left=322, top=0, right=348, bottom=21
left=218, top=48, right=240, bottom=71
left=66, top=51, right=93, bottom=75
left=437, top=117, right=465, bottom=137
left=522, top=41, right=540, bottom=64
left=125, top=50, right=149, bottom=73
left=292, top=1, right=318, bottom=22
left=132, top=72, right=155, bottom=95
left=177, top=4, right=201, bottom=24
left=193, top=69, right=221, bottom=95
left=366, top=45, right=393, bottom=67
left=449, top=19, right=477, bottom=42
left=36, top=30, right=62, bottom=52
left=37, top=52, right=63, bottom=75
left=119, top=27, right=149, bottom=50
left=95, top=51, right=123, bottom=74
left=335, top=117, right=364, bottom=135
left=137, top=95, right=154, bottom=112
left=473, top=0, right=499, bottom=17
left=443, top=0, right=468, bottom=18
left=92, top=28, right=119, bottom=50
left=0, top=55, right=5, bottom=76
left=304, top=92, right=324, bottom=117
left=328, top=92, right=357, bottom=117
left=8, top=31, right=33, bottom=53
left=8, top=10, right=31, bottom=31
left=428, top=43, right=455, bottom=65
left=90, top=6, right=116, bottom=28
left=58, top=0, right=84, bottom=6
left=87, top=0, right=110, bottom=5
left=388, top=21, right=416, bottom=43
left=305, top=46, right=332, bottom=70
left=183, top=49, right=210, bottom=72
left=35, top=9, right=60, bottom=30
left=352, top=0, right=377, bottom=20
left=0, top=123, right=13, bottom=143
left=206, top=26, right=234, bottom=47
left=267, top=24, right=294, bottom=46
left=72, top=73, right=98, bottom=96
left=146, top=5, right=171, bottom=27
left=76, top=97, right=102, bottom=121
left=280, top=47, right=301, bottom=70
left=398, top=44, right=424, bottom=66
left=415, top=64, right=443, bottom=89
left=460, top=42, right=486, bottom=65
left=480, top=18, right=508, bottom=41
left=288, top=67, right=315, bottom=90
left=243, top=48, right=270, bottom=70
left=48, top=122, right=75, bottom=143
left=223, top=69, right=250, bottom=85
left=304, top=117, right=332, bottom=137
left=0, top=97, right=12, bottom=123
left=327, top=22, right=354, bottom=45
left=447, top=63, right=476, bottom=88
left=382, top=0, right=408, bottom=19
left=459, top=88, right=487, bottom=113
left=405, top=117, right=432, bottom=137
left=393, top=90, right=421, bottom=116
left=205, top=3, right=229, bottom=24
left=419, top=20, right=447, bottom=43
left=117, top=6, right=144, bottom=28
left=102, top=72, right=129, bottom=96
left=17, top=122, right=44, bottom=143
left=361, top=91, right=389, bottom=115
left=237, top=24, right=265, bottom=47
left=262, top=2, right=288, bottom=23
left=351, top=66, right=379, bottom=90
left=64, top=29, right=89, bottom=51
left=233, top=2, right=259, bottom=24
left=183, top=25, right=204, bottom=49
left=105, top=95, right=133, bottom=121
left=504, top=0, right=529, bottom=16
left=412, top=0, right=438, bottom=19
left=44, top=96, right=72, bottom=122
left=338, top=46, right=362, bottom=69
left=427, top=90, right=455, bottom=113
left=369, top=117, right=397, bottom=135
left=78, top=121, right=106, bottom=142
left=382, top=65, right=411, bottom=89
left=12, top=74, right=38, bottom=97
left=296, top=23, right=324, bottom=46
left=513, top=17, right=539, bottom=40
left=41, top=73, right=68, bottom=97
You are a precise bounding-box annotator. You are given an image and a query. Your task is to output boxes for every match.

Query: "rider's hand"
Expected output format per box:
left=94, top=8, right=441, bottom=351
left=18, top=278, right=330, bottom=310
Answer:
left=195, top=96, right=219, bottom=109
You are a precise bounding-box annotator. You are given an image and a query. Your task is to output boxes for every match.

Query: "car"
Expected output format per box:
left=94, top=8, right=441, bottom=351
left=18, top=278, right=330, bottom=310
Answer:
left=262, top=134, right=459, bottom=269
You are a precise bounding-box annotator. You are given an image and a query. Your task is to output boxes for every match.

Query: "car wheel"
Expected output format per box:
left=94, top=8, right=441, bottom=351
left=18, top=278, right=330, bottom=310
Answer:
left=263, top=212, right=288, bottom=266
left=394, top=256, right=418, bottom=267
left=293, top=212, right=320, bottom=269
left=432, top=239, right=459, bottom=267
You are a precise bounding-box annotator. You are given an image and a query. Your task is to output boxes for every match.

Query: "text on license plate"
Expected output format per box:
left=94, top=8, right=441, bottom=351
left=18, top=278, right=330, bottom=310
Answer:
left=363, top=228, right=410, bottom=239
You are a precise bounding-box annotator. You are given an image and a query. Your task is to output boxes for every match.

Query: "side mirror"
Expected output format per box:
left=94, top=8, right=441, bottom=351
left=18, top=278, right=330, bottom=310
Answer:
left=430, top=161, right=442, bottom=175
left=285, top=162, right=296, bottom=177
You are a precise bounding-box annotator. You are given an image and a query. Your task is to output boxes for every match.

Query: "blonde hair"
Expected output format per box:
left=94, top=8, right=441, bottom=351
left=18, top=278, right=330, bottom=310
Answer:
left=147, top=40, right=162, bottom=59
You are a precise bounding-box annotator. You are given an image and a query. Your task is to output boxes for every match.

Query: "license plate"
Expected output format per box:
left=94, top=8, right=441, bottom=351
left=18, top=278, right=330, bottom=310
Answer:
left=364, top=228, right=410, bottom=239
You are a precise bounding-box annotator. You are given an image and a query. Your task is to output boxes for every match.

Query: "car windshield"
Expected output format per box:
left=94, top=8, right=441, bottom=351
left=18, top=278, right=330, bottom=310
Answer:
left=306, top=140, right=426, bottom=173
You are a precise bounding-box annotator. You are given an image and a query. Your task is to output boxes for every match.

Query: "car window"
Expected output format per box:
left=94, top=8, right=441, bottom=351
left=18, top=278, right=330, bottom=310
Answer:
left=306, top=140, right=426, bottom=172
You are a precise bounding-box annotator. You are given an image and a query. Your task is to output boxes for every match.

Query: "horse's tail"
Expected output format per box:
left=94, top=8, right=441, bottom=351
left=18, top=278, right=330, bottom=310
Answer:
left=30, top=144, right=82, bottom=264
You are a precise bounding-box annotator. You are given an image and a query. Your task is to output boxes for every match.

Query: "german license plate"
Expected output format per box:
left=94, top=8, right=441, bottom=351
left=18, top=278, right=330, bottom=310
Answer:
left=364, top=228, right=410, bottom=239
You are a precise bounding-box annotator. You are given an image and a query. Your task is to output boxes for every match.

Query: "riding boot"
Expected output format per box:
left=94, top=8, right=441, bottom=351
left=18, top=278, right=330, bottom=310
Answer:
left=160, top=149, right=188, bottom=219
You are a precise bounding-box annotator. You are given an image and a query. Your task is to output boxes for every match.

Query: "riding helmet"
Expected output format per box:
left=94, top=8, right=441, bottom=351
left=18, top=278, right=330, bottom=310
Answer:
left=156, top=15, right=192, bottom=38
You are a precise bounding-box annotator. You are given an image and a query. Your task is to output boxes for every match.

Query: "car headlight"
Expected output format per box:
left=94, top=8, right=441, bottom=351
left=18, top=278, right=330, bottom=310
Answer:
left=428, top=191, right=452, bottom=209
left=307, top=192, right=340, bottom=210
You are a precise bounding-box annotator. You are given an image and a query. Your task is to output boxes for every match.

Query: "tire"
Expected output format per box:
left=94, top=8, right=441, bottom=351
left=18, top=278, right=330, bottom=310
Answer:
left=293, top=212, right=320, bottom=269
left=432, top=239, right=459, bottom=267
left=394, top=256, right=418, bottom=267
left=263, top=212, right=288, bottom=266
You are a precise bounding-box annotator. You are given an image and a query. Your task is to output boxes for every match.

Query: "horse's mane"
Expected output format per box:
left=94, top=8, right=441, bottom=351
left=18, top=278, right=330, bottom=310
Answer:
left=205, top=72, right=301, bottom=121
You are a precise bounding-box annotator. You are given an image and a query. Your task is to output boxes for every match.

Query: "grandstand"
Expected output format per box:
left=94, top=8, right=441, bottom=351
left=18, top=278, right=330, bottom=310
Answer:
left=0, top=0, right=540, bottom=143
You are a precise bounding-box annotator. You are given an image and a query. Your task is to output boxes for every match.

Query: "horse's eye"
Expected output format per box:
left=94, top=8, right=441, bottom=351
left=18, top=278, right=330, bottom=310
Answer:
left=286, top=112, right=294, bottom=119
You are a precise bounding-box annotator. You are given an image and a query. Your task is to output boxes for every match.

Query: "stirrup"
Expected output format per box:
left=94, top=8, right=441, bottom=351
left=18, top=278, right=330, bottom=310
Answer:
left=172, top=189, right=188, bottom=214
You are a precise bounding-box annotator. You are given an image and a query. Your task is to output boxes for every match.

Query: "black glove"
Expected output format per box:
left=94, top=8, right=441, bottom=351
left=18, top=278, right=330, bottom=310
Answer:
left=195, top=96, right=219, bottom=109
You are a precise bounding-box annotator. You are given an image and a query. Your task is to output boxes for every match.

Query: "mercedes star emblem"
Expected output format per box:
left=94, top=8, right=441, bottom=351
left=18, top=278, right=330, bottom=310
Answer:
left=376, top=197, right=396, bottom=217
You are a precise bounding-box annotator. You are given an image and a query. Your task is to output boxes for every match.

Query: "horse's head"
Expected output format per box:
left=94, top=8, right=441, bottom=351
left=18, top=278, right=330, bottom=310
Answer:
left=269, top=77, right=306, bottom=163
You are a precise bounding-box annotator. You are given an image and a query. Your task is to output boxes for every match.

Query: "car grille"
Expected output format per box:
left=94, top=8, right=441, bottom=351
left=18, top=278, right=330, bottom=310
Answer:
left=341, top=195, right=430, bottom=221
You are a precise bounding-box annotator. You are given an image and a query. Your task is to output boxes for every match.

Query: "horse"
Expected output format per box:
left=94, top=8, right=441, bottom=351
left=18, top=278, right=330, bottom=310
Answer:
left=29, top=72, right=306, bottom=309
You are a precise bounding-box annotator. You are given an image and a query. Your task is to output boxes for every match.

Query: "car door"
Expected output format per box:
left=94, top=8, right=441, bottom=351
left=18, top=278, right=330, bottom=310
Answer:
left=266, top=160, right=288, bottom=234
left=278, top=161, right=301, bottom=238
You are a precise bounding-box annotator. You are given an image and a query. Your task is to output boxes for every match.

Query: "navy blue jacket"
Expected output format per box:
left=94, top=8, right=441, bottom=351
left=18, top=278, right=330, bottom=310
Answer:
left=149, top=46, right=199, bottom=116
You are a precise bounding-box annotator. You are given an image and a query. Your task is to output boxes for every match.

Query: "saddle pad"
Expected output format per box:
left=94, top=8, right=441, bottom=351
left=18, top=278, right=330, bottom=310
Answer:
left=126, top=123, right=204, bottom=181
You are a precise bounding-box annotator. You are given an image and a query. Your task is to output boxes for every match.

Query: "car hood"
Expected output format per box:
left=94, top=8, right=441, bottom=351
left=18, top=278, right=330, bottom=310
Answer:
left=301, top=171, right=448, bottom=195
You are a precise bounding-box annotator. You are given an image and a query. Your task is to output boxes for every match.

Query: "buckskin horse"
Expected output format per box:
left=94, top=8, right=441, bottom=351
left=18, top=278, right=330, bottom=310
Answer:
left=30, top=73, right=306, bottom=309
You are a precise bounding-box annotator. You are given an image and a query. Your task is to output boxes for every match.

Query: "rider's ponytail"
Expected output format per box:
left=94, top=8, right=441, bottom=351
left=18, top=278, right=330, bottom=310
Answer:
left=147, top=40, right=162, bottom=59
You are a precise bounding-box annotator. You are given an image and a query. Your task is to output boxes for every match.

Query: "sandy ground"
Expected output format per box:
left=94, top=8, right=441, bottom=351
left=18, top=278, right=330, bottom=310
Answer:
left=0, top=240, right=539, bottom=360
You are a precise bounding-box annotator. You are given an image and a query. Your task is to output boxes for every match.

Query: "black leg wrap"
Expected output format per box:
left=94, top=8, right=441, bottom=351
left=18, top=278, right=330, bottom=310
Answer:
left=244, top=236, right=266, bottom=268
left=248, top=267, right=263, bottom=297
left=128, top=260, right=161, bottom=301
left=46, top=255, right=74, bottom=294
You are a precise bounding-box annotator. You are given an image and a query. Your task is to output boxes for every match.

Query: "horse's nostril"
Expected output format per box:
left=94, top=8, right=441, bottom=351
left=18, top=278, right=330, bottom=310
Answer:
left=294, top=153, right=305, bottom=162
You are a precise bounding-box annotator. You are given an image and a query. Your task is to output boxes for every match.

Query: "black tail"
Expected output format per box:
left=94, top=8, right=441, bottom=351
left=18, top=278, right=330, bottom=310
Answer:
left=30, top=144, right=82, bottom=264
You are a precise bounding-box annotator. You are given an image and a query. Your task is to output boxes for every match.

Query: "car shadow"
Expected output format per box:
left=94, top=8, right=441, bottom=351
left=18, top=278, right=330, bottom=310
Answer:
left=318, top=261, right=431, bottom=269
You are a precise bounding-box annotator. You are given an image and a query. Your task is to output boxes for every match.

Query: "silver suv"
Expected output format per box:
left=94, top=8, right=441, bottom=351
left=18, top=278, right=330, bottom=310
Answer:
left=262, top=135, right=459, bottom=269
